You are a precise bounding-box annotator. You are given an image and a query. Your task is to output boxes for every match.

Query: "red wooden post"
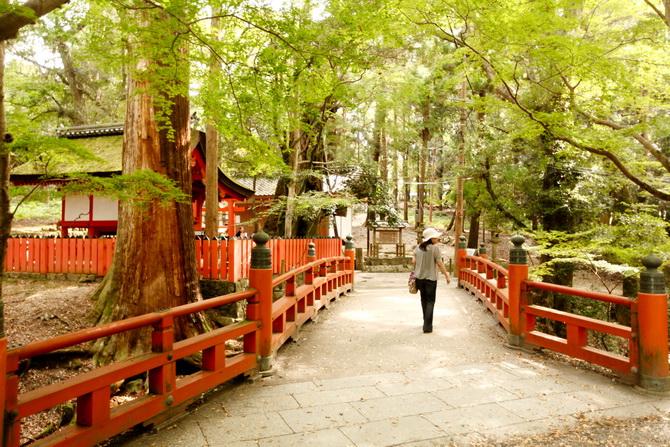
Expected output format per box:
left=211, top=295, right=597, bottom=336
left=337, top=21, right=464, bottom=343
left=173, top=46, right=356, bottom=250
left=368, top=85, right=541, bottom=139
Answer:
left=83, top=237, right=91, bottom=274
left=248, top=232, right=274, bottom=373
left=636, top=254, right=670, bottom=393
left=477, top=243, right=487, bottom=274
left=227, top=239, right=238, bottom=282
left=456, top=235, right=467, bottom=285
left=76, top=237, right=84, bottom=274
left=345, top=235, right=355, bottom=290
left=507, top=235, right=528, bottom=348
left=77, top=387, right=111, bottom=426
left=149, top=316, right=176, bottom=397
left=203, top=237, right=211, bottom=279
left=54, top=237, right=62, bottom=273
left=27, top=237, right=36, bottom=273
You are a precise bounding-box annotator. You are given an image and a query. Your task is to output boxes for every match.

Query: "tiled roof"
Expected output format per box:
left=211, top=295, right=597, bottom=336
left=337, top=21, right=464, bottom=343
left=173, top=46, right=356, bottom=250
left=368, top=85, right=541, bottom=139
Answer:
left=56, top=123, right=124, bottom=138
left=235, top=177, right=278, bottom=196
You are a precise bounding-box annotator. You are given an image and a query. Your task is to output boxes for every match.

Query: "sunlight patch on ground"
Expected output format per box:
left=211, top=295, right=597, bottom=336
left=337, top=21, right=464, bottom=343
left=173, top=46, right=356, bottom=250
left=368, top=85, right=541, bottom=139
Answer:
left=381, top=295, right=416, bottom=304
left=339, top=310, right=379, bottom=322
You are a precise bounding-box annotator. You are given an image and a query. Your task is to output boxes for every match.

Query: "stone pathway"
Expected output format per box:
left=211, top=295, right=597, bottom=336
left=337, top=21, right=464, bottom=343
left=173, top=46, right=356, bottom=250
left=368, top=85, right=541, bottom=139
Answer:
left=117, top=272, right=670, bottom=446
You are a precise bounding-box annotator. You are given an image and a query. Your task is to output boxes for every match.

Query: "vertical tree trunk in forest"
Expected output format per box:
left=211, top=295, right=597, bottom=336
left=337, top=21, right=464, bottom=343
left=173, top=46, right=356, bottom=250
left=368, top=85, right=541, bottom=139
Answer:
left=0, top=38, right=11, bottom=336
left=55, top=39, right=86, bottom=125
left=377, top=108, right=388, bottom=182
left=467, top=211, right=480, bottom=248
left=403, top=114, right=410, bottom=221
left=284, top=128, right=301, bottom=237
left=205, top=13, right=222, bottom=240
left=205, top=124, right=219, bottom=239
left=368, top=107, right=384, bottom=224
left=92, top=52, right=207, bottom=366
left=418, top=102, right=430, bottom=226
left=391, top=114, right=398, bottom=203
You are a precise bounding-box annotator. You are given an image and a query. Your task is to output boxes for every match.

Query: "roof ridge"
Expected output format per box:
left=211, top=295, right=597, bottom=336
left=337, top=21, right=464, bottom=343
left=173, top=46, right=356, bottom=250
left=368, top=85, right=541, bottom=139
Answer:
left=57, top=123, right=125, bottom=138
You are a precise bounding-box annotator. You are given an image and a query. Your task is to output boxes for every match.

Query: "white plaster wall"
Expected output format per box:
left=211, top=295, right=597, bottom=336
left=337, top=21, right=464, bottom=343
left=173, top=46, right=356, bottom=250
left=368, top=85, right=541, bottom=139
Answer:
left=64, top=195, right=91, bottom=221
left=92, top=196, right=119, bottom=221
left=331, top=207, right=353, bottom=238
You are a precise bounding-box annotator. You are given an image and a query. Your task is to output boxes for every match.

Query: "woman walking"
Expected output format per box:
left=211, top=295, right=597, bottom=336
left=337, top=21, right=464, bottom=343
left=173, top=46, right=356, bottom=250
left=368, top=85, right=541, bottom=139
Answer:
left=413, top=228, right=451, bottom=333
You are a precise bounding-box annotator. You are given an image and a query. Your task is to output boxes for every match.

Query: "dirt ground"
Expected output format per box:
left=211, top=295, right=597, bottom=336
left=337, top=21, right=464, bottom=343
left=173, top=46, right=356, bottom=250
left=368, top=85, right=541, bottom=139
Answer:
left=3, top=276, right=99, bottom=444
left=3, top=217, right=669, bottom=445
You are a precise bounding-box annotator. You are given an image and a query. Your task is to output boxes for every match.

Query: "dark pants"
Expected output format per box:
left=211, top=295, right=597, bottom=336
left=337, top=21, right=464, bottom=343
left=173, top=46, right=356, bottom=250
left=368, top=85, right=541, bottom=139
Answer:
left=416, top=278, right=437, bottom=332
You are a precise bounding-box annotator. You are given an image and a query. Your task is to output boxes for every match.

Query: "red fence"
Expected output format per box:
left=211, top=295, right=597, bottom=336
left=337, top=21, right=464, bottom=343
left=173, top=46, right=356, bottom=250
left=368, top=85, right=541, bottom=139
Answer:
left=457, top=236, right=669, bottom=393
left=0, top=238, right=355, bottom=447
left=5, top=237, right=343, bottom=282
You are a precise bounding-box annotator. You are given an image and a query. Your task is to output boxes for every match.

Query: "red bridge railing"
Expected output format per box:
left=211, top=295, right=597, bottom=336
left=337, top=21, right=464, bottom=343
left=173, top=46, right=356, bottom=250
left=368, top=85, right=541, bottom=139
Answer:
left=0, top=234, right=356, bottom=447
left=457, top=235, right=669, bottom=394
left=4, top=236, right=343, bottom=282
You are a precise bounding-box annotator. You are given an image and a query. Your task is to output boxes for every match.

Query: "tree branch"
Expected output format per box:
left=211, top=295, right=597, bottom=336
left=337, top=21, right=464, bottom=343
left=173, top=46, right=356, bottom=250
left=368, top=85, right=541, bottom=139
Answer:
left=577, top=111, right=670, bottom=173
left=0, top=0, right=71, bottom=42
left=483, top=158, right=528, bottom=229
left=643, top=0, right=669, bottom=27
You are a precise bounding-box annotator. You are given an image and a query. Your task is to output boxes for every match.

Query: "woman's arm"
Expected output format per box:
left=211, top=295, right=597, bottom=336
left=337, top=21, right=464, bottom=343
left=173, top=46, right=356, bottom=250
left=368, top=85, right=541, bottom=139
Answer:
left=436, top=261, right=451, bottom=284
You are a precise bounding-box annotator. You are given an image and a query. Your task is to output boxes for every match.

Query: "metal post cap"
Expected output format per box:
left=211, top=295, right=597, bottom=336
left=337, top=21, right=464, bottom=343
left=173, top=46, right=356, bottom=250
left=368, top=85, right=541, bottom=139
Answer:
left=252, top=231, right=270, bottom=246
left=479, top=242, right=486, bottom=255
left=459, top=235, right=466, bottom=249
left=251, top=231, right=272, bottom=269
left=640, top=253, right=665, bottom=294
left=510, top=235, right=527, bottom=265
left=308, top=242, right=316, bottom=257
left=345, top=235, right=354, bottom=250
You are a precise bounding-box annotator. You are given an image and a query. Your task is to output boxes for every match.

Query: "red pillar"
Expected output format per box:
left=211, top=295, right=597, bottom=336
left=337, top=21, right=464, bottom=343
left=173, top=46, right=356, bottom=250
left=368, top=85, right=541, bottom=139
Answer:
left=248, top=232, right=274, bottom=373
left=227, top=200, right=235, bottom=238
left=636, top=254, right=670, bottom=393
left=507, top=235, right=528, bottom=347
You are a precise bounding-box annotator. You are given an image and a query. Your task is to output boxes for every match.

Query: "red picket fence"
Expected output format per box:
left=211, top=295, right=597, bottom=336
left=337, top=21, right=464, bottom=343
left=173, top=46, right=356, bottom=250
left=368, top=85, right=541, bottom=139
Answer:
left=5, top=237, right=343, bottom=282
left=0, top=243, right=355, bottom=447
left=4, top=237, right=115, bottom=276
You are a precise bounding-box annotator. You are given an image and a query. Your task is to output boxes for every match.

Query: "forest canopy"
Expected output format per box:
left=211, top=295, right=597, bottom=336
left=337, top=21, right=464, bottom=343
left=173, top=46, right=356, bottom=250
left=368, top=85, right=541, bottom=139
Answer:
left=2, top=0, right=670, bottom=262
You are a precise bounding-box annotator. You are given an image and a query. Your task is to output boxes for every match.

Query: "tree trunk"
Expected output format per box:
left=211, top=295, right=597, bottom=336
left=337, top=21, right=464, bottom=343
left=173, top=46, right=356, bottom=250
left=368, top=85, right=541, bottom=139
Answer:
left=403, top=126, right=409, bottom=221
left=205, top=124, right=219, bottom=239
left=205, top=13, right=222, bottom=239
left=467, top=211, right=480, bottom=248
left=284, top=129, right=301, bottom=237
left=55, top=39, right=86, bottom=126
left=0, top=38, right=10, bottom=338
left=418, top=102, right=430, bottom=226
left=92, top=51, right=207, bottom=366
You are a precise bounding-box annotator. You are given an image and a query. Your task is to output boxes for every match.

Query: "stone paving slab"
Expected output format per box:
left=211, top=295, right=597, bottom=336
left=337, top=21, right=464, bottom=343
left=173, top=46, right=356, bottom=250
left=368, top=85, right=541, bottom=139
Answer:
left=338, top=415, right=448, bottom=446
left=293, top=385, right=386, bottom=407
left=116, top=272, right=670, bottom=447
left=350, top=392, right=452, bottom=421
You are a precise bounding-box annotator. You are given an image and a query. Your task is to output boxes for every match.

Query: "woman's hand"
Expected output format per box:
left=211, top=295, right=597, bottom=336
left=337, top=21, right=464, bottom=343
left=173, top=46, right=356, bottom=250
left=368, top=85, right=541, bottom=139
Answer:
left=446, top=274, right=451, bottom=284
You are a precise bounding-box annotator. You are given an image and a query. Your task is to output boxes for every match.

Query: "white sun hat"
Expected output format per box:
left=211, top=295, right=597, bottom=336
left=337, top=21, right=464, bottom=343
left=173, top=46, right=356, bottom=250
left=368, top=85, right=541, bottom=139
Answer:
left=422, top=227, right=442, bottom=242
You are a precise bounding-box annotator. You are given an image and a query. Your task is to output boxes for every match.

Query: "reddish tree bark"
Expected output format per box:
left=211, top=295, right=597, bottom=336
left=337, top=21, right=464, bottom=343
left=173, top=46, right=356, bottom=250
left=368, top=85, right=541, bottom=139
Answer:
left=91, top=55, right=207, bottom=365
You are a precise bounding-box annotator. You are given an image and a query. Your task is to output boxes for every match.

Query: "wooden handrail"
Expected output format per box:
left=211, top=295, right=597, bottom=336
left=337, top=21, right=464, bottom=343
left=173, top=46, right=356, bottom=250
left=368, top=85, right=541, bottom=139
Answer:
left=523, top=280, right=633, bottom=307
left=10, top=290, right=256, bottom=361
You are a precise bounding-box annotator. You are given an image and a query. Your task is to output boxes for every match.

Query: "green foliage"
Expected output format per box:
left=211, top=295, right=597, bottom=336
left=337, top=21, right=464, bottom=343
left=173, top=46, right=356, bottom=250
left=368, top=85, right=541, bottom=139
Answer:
left=258, top=189, right=356, bottom=236
left=527, top=205, right=670, bottom=289
left=344, top=162, right=402, bottom=226
left=10, top=195, right=61, bottom=220
left=59, top=170, right=191, bottom=212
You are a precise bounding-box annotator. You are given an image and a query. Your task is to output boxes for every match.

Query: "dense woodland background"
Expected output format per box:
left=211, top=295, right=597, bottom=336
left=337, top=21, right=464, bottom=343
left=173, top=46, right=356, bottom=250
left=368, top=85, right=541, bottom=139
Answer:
left=1, top=0, right=670, bottom=356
